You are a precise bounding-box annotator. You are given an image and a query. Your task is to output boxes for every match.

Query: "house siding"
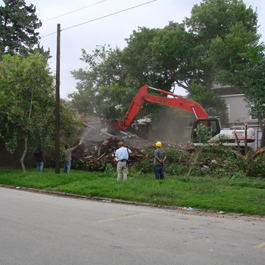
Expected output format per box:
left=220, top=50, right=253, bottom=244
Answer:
left=221, top=94, right=261, bottom=150
left=221, top=94, right=252, bottom=125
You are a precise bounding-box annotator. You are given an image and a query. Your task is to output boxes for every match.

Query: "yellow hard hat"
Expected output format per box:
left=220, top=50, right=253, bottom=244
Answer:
left=155, top=141, right=162, bottom=147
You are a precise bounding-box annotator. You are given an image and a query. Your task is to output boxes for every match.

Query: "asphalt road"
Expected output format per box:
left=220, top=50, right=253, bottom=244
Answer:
left=0, top=187, right=264, bottom=265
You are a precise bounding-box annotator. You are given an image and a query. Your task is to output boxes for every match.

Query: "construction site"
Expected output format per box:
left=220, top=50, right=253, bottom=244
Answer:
left=67, top=85, right=264, bottom=178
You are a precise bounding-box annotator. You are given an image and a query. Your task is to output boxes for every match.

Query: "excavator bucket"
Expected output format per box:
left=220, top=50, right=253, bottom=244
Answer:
left=107, top=119, right=123, bottom=133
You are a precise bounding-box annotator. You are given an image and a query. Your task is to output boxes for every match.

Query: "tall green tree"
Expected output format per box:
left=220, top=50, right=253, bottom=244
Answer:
left=70, top=45, right=135, bottom=118
left=0, top=0, right=42, bottom=57
left=122, top=23, right=207, bottom=92
left=121, top=27, right=165, bottom=89
left=185, top=0, right=260, bottom=91
left=0, top=54, right=77, bottom=172
left=121, top=1, right=260, bottom=93
left=0, top=54, right=53, bottom=171
left=149, top=22, right=201, bottom=91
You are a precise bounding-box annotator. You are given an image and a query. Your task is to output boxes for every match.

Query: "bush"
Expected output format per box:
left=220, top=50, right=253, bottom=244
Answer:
left=71, top=158, right=107, bottom=172
left=66, top=143, right=265, bottom=179
left=245, top=152, right=265, bottom=178
left=133, top=157, right=153, bottom=174
left=102, top=163, right=116, bottom=178
left=165, top=148, right=191, bottom=164
left=166, top=164, right=188, bottom=176
left=230, top=170, right=247, bottom=179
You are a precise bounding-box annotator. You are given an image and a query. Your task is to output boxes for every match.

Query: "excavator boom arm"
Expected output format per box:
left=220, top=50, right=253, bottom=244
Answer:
left=144, top=94, right=208, bottom=118
left=108, top=85, right=208, bottom=132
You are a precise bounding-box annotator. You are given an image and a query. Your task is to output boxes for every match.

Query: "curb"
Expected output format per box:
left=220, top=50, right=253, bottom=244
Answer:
left=0, top=183, right=166, bottom=208
left=1, top=184, right=264, bottom=221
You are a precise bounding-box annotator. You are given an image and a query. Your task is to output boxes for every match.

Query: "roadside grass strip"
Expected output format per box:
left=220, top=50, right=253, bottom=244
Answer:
left=0, top=168, right=265, bottom=216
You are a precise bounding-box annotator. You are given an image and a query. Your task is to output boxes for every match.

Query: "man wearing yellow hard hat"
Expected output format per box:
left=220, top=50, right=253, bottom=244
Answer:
left=153, top=141, right=167, bottom=180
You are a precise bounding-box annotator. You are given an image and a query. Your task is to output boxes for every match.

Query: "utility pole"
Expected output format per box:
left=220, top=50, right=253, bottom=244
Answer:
left=55, top=24, right=61, bottom=174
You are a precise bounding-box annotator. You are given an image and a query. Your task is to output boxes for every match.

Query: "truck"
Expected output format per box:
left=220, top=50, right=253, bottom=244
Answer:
left=108, top=85, right=256, bottom=152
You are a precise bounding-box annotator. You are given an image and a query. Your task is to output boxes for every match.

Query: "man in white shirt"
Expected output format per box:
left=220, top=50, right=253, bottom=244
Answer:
left=115, top=142, right=132, bottom=181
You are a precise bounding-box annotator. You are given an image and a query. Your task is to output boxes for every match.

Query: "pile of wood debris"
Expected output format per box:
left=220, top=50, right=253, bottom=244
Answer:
left=72, top=137, right=147, bottom=165
left=71, top=120, right=155, bottom=165
left=70, top=119, right=185, bottom=166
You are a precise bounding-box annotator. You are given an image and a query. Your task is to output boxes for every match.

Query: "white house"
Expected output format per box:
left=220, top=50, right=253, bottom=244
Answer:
left=215, top=88, right=262, bottom=151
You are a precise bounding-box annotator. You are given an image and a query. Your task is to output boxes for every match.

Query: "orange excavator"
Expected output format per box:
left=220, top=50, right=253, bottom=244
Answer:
left=108, top=85, right=256, bottom=151
left=108, top=85, right=220, bottom=138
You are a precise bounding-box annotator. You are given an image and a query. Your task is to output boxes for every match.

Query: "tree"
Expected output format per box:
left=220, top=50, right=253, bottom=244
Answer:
left=70, top=0, right=262, bottom=130
left=0, top=0, right=42, bottom=57
left=70, top=45, right=135, bottom=118
left=0, top=53, right=77, bottom=172
left=122, top=24, right=199, bottom=91
left=188, top=82, right=229, bottom=125
left=242, top=49, right=265, bottom=147
left=185, top=0, right=260, bottom=91
left=0, top=54, right=53, bottom=171
left=121, top=1, right=260, bottom=93
left=122, top=0, right=260, bottom=124
left=149, top=23, right=201, bottom=90
left=121, top=27, right=166, bottom=89
left=76, top=45, right=126, bottom=88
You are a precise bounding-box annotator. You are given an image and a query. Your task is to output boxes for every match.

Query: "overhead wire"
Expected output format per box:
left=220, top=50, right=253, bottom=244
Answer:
left=0, top=0, right=107, bottom=51
left=42, top=0, right=107, bottom=23
left=41, top=0, right=157, bottom=38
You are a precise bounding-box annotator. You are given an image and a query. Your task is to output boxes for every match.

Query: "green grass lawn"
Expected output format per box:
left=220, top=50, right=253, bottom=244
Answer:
left=0, top=167, right=265, bottom=216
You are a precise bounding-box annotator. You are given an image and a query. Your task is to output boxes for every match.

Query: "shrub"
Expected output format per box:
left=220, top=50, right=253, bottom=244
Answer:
left=245, top=152, right=265, bottom=178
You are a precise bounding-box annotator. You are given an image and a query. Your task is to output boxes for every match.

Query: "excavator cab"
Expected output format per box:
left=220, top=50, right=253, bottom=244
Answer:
left=191, top=118, right=221, bottom=143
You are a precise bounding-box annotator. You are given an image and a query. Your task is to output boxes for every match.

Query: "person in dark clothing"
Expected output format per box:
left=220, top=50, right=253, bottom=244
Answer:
left=153, top=141, right=167, bottom=180
left=34, top=145, right=45, bottom=172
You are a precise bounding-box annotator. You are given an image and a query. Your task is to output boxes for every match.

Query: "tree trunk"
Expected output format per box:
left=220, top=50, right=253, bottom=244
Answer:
left=258, top=113, right=265, bottom=148
left=204, top=67, right=215, bottom=91
left=261, top=126, right=265, bottom=148
left=20, top=86, right=33, bottom=173
left=20, top=138, right=28, bottom=173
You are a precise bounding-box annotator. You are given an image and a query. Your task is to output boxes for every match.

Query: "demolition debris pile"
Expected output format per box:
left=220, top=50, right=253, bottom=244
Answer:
left=68, top=120, right=265, bottom=178
left=72, top=120, right=153, bottom=165
left=73, top=137, right=146, bottom=165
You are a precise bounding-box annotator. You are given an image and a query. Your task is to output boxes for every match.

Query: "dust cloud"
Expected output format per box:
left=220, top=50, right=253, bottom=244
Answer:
left=148, top=107, right=194, bottom=144
left=78, top=106, right=194, bottom=151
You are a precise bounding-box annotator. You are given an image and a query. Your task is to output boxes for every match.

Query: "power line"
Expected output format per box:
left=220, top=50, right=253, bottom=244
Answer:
left=42, top=0, right=107, bottom=23
left=62, top=0, right=157, bottom=32
left=41, top=0, right=157, bottom=38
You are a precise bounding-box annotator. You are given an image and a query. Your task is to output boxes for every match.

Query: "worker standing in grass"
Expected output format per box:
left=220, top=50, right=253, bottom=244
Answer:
left=62, top=143, right=81, bottom=173
left=34, top=145, right=45, bottom=172
left=153, top=141, right=167, bottom=180
left=115, top=142, right=132, bottom=181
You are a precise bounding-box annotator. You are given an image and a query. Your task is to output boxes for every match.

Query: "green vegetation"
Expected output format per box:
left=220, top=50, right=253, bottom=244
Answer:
left=72, top=144, right=265, bottom=179
left=0, top=0, right=264, bottom=217
left=0, top=0, right=48, bottom=58
left=69, top=0, right=262, bottom=128
left=0, top=54, right=80, bottom=172
left=0, top=167, right=264, bottom=216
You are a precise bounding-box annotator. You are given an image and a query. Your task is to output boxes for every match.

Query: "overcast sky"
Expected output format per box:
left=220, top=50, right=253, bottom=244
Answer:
left=2, top=0, right=265, bottom=98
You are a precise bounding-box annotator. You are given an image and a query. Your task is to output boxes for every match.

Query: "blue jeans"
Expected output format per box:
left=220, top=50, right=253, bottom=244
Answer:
left=154, top=165, right=165, bottom=180
left=63, top=161, right=71, bottom=173
left=36, top=162, right=44, bottom=172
